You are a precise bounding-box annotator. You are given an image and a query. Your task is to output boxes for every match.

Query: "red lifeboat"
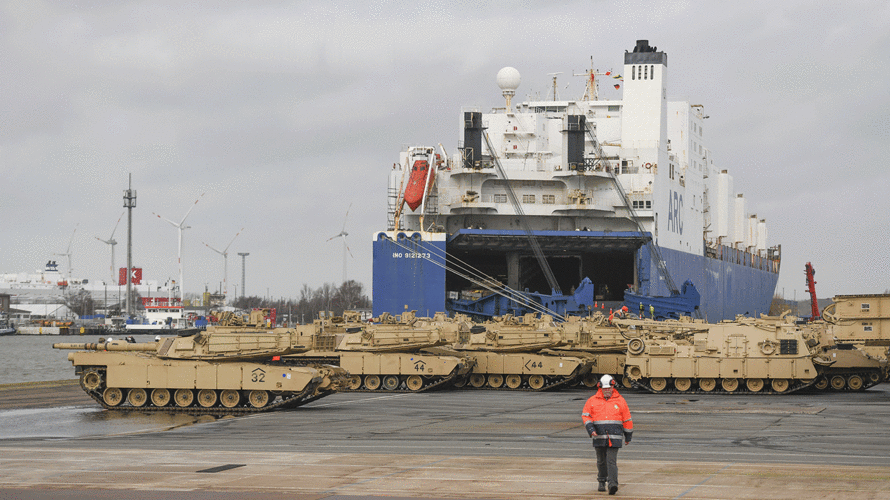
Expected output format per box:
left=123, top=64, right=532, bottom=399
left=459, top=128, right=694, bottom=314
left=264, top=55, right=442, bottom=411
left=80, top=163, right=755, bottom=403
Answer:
left=403, top=158, right=435, bottom=211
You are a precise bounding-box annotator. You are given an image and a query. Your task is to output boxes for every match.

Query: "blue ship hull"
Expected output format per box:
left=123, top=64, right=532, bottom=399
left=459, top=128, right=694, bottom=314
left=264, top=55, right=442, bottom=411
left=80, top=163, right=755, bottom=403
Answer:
left=372, top=230, right=779, bottom=321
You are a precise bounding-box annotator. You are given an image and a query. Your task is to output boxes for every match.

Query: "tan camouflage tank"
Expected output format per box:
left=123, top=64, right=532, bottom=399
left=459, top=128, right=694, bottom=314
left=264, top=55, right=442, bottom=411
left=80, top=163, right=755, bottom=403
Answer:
left=283, top=311, right=473, bottom=392
left=54, top=329, right=348, bottom=414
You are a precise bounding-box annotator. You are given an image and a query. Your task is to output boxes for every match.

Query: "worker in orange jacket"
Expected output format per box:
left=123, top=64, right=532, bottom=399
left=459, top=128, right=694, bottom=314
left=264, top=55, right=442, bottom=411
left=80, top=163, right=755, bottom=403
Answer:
left=582, top=374, right=633, bottom=495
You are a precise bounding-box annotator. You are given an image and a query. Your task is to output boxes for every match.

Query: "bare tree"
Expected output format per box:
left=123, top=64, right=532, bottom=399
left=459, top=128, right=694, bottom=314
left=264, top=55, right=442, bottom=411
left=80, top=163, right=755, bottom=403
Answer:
left=64, top=289, right=95, bottom=317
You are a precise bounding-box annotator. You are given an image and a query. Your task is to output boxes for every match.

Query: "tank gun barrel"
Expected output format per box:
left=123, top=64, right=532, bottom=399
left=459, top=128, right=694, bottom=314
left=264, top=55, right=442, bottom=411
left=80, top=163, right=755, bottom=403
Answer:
left=53, top=342, right=158, bottom=352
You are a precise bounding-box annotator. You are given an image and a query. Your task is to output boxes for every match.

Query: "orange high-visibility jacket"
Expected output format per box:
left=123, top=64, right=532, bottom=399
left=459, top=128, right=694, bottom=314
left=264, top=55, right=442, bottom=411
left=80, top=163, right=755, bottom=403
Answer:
left=582, top=388, right=633, bottom=448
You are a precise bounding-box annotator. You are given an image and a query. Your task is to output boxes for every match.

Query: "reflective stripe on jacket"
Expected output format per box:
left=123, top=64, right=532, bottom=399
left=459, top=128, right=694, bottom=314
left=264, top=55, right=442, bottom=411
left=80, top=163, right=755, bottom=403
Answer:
left=582, top=388, right=633, bottom=448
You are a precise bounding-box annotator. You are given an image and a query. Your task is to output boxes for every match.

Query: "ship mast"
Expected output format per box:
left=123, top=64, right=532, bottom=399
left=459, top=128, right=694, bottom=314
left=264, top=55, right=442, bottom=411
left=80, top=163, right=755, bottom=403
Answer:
left=573, top=56, right=620, bottom=101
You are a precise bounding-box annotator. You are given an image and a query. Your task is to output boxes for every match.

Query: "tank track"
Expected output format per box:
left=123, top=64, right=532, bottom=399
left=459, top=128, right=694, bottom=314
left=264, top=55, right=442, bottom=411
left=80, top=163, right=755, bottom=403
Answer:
left=810, top=370, right=884, bottom=392
left=630, top=377, right=817, bottom=395
left=280, top=356, right=462, bottom=393
left=79, top=369, right=335, bottom=415
left=453, top=366, right=588, bottom=392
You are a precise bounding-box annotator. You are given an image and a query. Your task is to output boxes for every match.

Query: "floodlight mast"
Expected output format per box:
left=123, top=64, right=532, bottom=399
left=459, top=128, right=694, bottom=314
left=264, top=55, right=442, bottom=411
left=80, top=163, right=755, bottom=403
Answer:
left=238, top=252, right=249, bottom=298
left=123, top=174, right=137, bottom=318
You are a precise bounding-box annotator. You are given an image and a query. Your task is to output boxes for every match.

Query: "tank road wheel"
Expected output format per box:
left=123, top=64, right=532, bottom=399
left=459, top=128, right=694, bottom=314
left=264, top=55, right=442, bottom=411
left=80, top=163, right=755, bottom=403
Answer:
left=248, top=390, right=270, bottom=408
left=197, top=389, right=218, bottom=408
left=814, top=377, right=829, bottom=390
left=721, top=378, right=739, bottom=392
left=699, top=378, right=717, bottom=392
left=488, top=374, right=504, bottom=388
left=364, top=375, right=382, bottom=391
left=80, top=369, right=103, bottom=391
left=771, top=379, right=790, bottom=393
left=382, top=375, right=400, bottom=391
left=746, top=378, right=765, bottom=392
left=528, top=375, right=545, bottom=390
left=505, top=374, right=523, bottom=389
left=151, top=388, right=171, bottom=407
left=453, top=375, right=468, bottom=388
left=847, top=375, right=864, bottom=391
left=102, top=387, right=125, bottom=407
left=621, top=376, right=633, bottom=389
left=127, top=388, right=148, bottom=407
left=868, top=372, right=882, bottom=385
left=581, top=374, right=598, bottom=388
left=649, top=377, right=668, bottom=392
left=220, top=389, right=241, bottom=408
left=830, top=375, right=846, bottom=391
left=405, top=375, right=424, bottom=392
left=174, top=389, right=195, bottom=407
left=674, top=378, right=692, bottom=392
left=469, top=374, right=486, bottom=388
left=346, top=376, right=362, bottom=391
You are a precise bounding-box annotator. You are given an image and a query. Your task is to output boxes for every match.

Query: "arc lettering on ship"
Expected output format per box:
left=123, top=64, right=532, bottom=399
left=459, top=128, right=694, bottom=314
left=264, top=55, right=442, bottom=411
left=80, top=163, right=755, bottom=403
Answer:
left=667, top=190, right=683, bottom=234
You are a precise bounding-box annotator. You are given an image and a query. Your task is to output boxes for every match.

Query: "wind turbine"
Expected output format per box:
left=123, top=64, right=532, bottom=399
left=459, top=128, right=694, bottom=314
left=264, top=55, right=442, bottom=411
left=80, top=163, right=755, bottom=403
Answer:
left=96, top=212, right=125, bottom=285
left=204, top=227, right=244, bottom=297
left=327, top=203, right=353, bottom=284
left=154, top=193, right=205, bottom=302
left=55, top=224, right=78, bottom=284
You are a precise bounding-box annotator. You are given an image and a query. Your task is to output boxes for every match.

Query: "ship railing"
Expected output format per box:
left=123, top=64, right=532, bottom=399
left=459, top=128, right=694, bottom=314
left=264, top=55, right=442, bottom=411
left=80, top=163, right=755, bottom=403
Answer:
left=709, top=241, right=780, bottom=273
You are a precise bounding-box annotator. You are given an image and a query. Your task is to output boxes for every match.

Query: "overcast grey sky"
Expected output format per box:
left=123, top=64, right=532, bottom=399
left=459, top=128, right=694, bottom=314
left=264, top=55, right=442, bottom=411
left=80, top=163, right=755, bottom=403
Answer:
left=2, top=1, right=888, bottom=302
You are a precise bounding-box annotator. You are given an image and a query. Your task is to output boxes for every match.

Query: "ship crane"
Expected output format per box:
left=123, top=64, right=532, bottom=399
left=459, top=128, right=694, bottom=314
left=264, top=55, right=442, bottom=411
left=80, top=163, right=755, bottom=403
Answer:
left=805, top=262, right=820, bottom=320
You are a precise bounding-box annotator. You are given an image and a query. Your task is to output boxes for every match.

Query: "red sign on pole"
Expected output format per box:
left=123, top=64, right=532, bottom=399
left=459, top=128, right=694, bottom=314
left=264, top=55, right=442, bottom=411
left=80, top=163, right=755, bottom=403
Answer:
left=118, top=267, right=143, bottom=286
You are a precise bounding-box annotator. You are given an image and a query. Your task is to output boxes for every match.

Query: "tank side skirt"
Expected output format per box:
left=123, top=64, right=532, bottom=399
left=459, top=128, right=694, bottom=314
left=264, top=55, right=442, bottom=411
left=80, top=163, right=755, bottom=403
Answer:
left=80, top=368, right=335, bottom=415
left=280, top=355, right=466, bottom=393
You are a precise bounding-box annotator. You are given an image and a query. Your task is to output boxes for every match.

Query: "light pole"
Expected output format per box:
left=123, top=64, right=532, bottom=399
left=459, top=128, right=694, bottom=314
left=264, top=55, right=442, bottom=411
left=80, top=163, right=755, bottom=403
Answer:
left=238, top=252, right=249, bottom=298
left=123, top=174, right=137, bottom=319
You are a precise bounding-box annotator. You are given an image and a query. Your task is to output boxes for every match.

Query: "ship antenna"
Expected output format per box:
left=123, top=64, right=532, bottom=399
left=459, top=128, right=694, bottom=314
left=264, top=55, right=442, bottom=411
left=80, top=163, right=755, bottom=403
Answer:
left=547, top=72, right=563, bottom=101
left=496, top=67, right=521, bottom=110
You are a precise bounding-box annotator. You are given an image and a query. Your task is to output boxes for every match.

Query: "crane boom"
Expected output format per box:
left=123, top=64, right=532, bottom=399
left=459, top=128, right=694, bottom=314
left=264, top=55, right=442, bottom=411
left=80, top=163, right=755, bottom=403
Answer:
left=805, top=262, right=820, bottom=319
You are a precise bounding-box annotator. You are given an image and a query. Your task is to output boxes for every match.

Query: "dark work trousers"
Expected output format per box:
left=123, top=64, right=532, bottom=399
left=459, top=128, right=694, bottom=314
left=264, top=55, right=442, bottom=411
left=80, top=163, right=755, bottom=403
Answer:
left=595, top=446, right=619, bottom=487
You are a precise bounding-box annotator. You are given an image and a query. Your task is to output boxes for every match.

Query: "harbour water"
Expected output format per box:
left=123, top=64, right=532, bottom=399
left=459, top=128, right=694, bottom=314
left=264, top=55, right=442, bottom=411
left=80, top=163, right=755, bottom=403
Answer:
left=0, top=334, right=161, bottom=385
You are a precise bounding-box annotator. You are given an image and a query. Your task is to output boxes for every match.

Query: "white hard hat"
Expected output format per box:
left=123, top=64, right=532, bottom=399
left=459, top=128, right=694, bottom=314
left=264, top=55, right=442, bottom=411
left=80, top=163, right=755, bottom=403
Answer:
left=599, top=374, right=615, bottom=388
left=106, top=337, right=114, bottom=343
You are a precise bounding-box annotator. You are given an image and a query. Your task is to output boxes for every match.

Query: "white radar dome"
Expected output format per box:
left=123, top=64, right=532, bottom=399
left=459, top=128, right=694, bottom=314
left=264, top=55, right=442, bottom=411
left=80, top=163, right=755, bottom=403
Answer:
left=496, top=67, right=521, bottom=91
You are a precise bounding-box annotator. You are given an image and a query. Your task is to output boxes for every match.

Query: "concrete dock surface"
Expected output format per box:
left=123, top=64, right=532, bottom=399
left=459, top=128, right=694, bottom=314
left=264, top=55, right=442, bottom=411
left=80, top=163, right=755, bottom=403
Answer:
left=1, top=381, right=888, bottom=499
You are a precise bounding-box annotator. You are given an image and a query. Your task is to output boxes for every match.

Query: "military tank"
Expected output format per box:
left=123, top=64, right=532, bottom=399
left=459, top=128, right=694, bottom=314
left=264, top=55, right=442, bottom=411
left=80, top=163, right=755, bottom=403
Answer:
left=440, top=313, right=595, bottom=391
left=53, top=329, right=349, bottom=414
left=282, top=310, right=473, bottom=392
left=797, top=320, right=888, bottom=391
left=620, top=315, right=827, bottom=394
left=546, top=312, right=630, bottom=388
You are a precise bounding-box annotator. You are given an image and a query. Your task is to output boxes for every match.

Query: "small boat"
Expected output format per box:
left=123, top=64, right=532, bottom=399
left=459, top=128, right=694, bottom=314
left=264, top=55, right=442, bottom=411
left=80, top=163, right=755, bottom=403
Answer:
left=403, top=158, right=435, bottom=211
left=125, top=296, right=194, bottom=335
left=0, top=313, right=15, bottom=336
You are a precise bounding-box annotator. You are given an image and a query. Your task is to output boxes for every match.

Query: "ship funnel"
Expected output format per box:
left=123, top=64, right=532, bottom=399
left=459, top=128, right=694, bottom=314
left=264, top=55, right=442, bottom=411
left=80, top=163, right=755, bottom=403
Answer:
left=463, top=111, right=483, bottom=169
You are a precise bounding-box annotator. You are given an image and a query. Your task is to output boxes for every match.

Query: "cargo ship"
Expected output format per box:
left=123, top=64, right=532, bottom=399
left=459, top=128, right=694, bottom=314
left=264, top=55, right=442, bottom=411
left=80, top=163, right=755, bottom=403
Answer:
left=373, top=40, right=780, bottom=321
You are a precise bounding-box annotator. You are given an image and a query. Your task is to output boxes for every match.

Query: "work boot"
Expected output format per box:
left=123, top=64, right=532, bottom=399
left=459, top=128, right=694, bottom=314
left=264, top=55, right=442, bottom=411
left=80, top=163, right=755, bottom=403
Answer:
left=598, top=481, right=606, bottom=492
left=608, top=484, right=618, bottom=495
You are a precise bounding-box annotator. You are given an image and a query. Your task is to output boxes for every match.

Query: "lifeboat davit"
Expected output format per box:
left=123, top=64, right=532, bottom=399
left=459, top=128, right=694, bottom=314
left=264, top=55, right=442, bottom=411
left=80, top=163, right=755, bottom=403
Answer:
left=404, top=158, right=435, bottom=211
